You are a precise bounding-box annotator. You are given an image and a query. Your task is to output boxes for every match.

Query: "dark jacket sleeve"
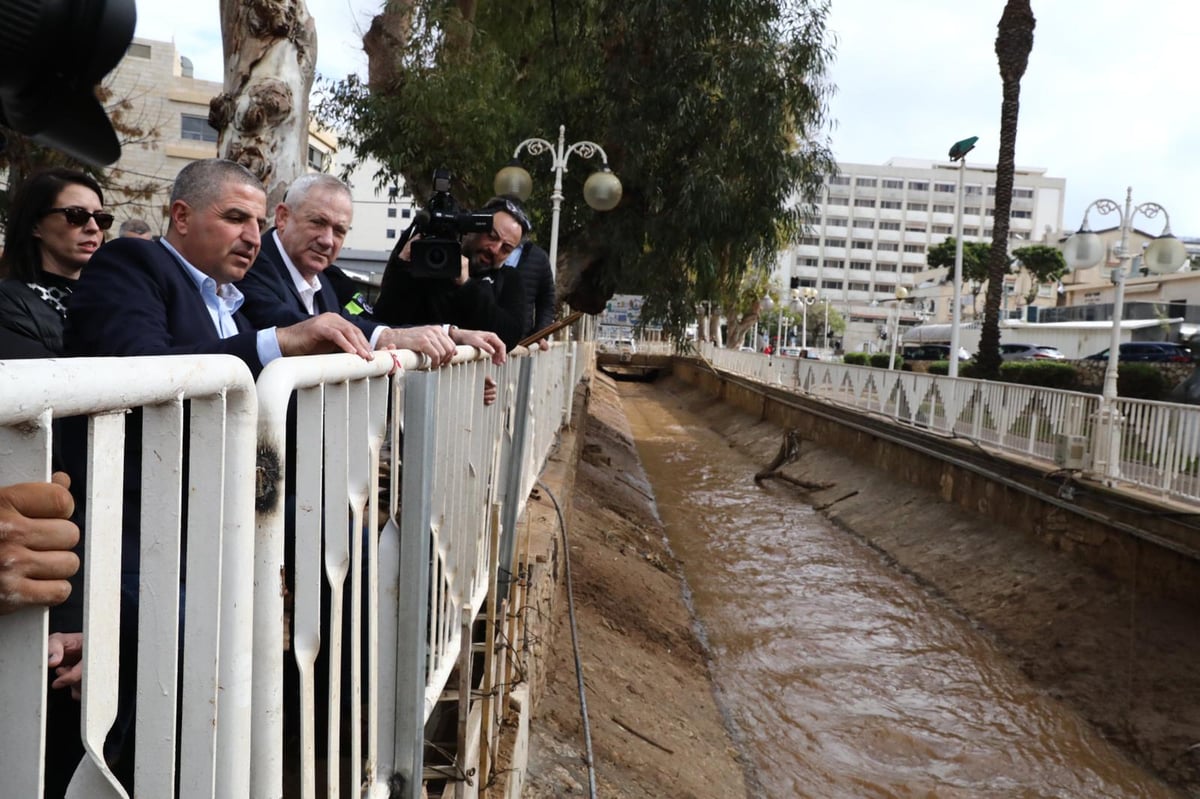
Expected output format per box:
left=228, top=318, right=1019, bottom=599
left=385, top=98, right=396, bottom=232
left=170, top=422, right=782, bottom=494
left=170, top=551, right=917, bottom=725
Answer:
left=64, top=238, right=263, bottom=373
left=453, top=268, right=527, bottom=350
left=519, top=244, right=556, bottom=334
left=236, top=253, right=302, bottom=329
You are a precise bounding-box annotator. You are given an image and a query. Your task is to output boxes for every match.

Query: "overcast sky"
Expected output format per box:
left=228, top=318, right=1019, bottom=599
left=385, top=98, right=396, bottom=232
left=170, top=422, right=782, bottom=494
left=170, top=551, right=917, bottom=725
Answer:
left=134, top=0, right=1200, bottom=236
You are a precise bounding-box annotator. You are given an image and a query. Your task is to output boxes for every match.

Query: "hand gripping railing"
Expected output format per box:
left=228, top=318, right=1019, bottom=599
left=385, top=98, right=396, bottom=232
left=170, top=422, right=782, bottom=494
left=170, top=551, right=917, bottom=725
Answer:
left=0, top=355, right=257, bottom=799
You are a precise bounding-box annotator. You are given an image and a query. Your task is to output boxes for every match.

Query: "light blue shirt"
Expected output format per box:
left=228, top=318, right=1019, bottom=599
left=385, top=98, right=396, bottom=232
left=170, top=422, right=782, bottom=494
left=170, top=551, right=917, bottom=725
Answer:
left=503, top=244, right=524, bottom=268
left=159, top=239, right=282, bottom=365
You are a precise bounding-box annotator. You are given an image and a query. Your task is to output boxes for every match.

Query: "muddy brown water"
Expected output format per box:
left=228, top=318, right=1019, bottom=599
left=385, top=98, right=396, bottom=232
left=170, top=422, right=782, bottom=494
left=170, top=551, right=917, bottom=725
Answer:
left=619, top=383, right=1180, bottom=799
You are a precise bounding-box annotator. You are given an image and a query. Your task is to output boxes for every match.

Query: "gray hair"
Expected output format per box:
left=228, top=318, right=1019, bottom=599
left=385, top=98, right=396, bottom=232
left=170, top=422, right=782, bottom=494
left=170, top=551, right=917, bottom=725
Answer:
left=170, top=158, right=264, bottom=209
left=283, top=173, right=352, bottom=209
left=118, top=217, right=151, bottom=236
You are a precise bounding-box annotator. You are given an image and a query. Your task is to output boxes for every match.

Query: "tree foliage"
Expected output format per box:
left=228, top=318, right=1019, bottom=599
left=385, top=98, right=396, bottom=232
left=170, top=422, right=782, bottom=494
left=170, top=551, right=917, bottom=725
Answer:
left=319, top=0, right=837, bottom=338
left=1010, top=244, right=1065, bottom=304
left=927, top=237, right=991, bottom=284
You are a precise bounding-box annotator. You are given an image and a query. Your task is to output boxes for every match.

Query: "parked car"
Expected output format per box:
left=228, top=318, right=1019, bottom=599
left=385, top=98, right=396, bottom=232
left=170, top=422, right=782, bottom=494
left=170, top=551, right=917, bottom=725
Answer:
left=999, top=343, right=1067, bottom=362
left=1083, top=342, right=1192, bottom=363
left=778, top=346, right=804, bottom=358
left=901, top=344, right=971, bottom=362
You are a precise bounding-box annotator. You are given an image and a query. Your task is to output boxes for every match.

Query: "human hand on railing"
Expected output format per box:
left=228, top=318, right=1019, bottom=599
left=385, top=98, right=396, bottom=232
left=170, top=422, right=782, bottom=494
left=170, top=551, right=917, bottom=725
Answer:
left=47, top=632, right=83, bottom=700
left=277, top=313, right=373, bottom=361
left=0, top=472, right=79, bottom=614
left=534, top=338, right=549, bottom=352
left=450, top=328, right=507, bottom=365
left=377, top=325, right=457, bottom=366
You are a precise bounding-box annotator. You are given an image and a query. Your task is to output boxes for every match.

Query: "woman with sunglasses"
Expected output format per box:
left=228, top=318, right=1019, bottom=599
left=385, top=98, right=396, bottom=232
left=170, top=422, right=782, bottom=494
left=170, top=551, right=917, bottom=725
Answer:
left=0, top=168, right=112, bottom=357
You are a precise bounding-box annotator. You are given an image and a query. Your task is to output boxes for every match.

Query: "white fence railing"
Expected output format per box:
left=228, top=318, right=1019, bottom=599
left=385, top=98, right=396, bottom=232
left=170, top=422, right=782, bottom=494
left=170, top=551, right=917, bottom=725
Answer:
left=1, top=334, right=588, bottom=798
left=0, top=355, right=258, bottom=799
left=700, top=343, right=1200, bottom=506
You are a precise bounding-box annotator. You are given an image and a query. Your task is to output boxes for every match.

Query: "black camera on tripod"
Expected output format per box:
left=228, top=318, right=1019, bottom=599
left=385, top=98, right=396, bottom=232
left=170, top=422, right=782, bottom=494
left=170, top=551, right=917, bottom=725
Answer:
left=407, top=168, right=494, bottom=279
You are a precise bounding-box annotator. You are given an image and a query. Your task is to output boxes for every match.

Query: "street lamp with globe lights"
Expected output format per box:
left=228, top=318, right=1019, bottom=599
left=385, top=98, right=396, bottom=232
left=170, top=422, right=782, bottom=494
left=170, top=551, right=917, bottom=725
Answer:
left=494, top=125, right=622, bottom=278
left=1062, top=187, right=1188, bottom=479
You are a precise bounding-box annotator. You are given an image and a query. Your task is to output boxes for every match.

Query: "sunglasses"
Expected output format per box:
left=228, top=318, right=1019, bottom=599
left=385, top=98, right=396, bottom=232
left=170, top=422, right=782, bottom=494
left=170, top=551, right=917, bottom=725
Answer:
left=43, top=206, right=115, bottom=230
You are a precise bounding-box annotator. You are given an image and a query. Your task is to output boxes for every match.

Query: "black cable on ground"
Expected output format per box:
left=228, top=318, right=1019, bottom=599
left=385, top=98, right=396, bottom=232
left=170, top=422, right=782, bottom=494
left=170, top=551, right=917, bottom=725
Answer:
left=537, top=479, right=598, bottom=799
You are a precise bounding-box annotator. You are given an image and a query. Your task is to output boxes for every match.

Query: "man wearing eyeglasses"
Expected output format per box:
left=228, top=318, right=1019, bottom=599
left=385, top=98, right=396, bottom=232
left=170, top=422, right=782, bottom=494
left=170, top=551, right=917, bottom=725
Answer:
left=372, top=197, right=529, bottom=350
left=236, top=173, right=506, bottom=367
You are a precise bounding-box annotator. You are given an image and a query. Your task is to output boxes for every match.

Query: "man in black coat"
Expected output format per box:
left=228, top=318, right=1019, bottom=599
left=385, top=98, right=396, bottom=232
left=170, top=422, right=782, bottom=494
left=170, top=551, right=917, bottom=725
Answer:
left=506, top=239, right=555, bottom=340
left=236, top=174, right=504, bottom=365
left=372, top=198, right=530, bottom=351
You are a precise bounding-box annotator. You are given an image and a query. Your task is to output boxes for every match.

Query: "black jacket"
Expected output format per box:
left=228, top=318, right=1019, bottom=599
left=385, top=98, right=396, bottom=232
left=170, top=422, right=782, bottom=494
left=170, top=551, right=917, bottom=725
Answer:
left=515, top=243, right=556, bottom=337
left=235, top=229, right=382, bottom=339
left=0, top=275, right=70, bottom=356
left=373, top=260, right=528, bottom=350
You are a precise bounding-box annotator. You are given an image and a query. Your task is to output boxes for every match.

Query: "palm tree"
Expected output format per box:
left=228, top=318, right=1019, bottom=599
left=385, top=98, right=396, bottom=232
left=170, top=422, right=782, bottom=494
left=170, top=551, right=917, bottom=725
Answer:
left=978, top=0, right=1036, bottom=378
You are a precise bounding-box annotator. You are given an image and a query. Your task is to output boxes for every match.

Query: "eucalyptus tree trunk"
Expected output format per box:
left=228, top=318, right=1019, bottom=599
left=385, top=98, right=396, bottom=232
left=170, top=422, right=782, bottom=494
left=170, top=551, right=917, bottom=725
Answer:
left=364, top=0, right=477, bottom=93
left=363, top=0, right=413, bottom=91
left=979, top=0, right=1035, bottom=378
left=210, top=0, right=317, bottom=213
left=724, top=307, right=759, bottom=350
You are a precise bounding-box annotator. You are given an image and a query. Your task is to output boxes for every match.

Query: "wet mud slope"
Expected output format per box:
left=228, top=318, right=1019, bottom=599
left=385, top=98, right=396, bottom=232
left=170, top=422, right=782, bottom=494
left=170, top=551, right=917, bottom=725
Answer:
left=521, top=373, right=749, bottom=798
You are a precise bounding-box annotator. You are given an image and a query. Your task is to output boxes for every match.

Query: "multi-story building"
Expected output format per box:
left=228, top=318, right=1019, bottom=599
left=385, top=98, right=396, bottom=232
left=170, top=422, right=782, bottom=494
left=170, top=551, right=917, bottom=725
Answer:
left=773, top=157, right=1066, bottom=353
left=97, top=37, right=340, bottom=235
left=100, top=37, right=224, bottom=233
left=337, top=150, right=417, bottom=254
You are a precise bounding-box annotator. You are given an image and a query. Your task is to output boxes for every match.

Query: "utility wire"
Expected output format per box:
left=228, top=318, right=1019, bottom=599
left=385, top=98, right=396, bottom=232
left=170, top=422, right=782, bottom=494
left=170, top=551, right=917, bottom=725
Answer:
left=537, top=479, right=598, bottom=799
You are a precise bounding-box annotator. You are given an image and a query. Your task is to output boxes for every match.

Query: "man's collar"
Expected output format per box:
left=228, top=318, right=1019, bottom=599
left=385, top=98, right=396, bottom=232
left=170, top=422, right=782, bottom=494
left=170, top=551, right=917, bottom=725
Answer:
left=273, top=230, right=322, bottom=296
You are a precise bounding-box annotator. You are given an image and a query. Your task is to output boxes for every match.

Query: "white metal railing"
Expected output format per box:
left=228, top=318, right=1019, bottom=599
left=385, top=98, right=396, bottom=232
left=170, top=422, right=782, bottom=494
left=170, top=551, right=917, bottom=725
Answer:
left=701, top=343, right=1200, bottom=505
left=2, top=331, right=591, bottom=798
left=0, top=355, right=258, bottom=799
left=251, top=349, right=396, bottom=799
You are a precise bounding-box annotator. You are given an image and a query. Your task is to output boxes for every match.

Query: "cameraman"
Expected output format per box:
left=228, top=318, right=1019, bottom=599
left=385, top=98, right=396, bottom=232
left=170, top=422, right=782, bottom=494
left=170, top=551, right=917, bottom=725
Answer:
left=372, top=198, right=529, bottom=351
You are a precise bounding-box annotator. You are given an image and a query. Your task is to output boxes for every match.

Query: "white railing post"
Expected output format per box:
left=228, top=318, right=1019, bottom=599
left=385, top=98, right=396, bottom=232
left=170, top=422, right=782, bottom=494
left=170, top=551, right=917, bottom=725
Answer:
left=0, top=413, right=53, bottom=799
left=498, top=357, right=536, bottom=598
left=394, top=369, right=438, bottom=797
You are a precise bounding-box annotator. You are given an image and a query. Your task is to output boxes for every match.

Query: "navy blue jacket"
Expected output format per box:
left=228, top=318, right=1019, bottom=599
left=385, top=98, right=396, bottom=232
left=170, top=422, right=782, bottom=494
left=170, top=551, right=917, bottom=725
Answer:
left=515, top=243, right=556, bottom=336
left=236, top=229, right=381, bottom=339
left=64, top=236, right=262, bottom=375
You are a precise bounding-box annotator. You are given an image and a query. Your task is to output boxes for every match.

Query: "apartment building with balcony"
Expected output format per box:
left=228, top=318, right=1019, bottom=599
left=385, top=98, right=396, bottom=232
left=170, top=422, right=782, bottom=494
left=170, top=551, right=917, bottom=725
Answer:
left=774, top=158, right=1066, bottom=353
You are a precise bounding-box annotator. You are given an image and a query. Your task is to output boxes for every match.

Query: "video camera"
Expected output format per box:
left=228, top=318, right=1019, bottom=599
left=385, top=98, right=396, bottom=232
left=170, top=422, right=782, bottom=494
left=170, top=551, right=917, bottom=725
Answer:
left=0, top=0, right=136, bottom=165
left=407, top=168, right=494, bottom=279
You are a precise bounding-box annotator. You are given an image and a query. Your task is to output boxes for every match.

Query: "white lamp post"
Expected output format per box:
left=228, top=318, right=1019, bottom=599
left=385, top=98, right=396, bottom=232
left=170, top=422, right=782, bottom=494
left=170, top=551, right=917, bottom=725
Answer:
left=1062, top=187, right=1187, bottom=479
left=494, top=125, right=622, bottom=278
left=822, top=297, right=831, bottom=355
left=799, top=287, right=818, bottom=351
left=947, top=135, right=978, bottom=378
left=887, top=285, right=910, bottom=370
